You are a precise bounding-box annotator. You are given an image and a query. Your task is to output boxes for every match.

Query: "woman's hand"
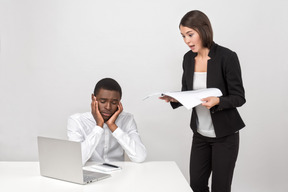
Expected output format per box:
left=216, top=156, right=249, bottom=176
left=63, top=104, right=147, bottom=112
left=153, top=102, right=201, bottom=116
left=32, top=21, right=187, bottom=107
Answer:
left=201, top=96, right=220, bottom=109
left=159, top=95, right=178, bottom=103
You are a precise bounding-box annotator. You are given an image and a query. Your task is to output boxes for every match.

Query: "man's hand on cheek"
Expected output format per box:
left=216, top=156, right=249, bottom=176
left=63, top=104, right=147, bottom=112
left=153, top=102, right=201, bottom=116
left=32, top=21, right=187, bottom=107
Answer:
left=91, top=94, right=104, bottom=128
left=106, top=102, right=123, bottom=132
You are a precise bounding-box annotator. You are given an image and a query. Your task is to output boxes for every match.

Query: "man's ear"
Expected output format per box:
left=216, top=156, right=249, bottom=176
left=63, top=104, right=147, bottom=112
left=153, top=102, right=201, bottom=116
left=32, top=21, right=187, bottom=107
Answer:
left=91, top=94, right=94, bottom=100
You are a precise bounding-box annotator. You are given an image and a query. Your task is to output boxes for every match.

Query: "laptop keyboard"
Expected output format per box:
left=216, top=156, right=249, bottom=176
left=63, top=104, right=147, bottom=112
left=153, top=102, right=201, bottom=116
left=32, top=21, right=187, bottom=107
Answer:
left=84, top=175, right=98, bottom=183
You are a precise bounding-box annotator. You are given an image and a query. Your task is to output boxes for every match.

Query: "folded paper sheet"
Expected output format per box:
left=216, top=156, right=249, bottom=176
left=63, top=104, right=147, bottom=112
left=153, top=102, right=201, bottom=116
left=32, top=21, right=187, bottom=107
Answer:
left=144, top=88, right=222, bottom=110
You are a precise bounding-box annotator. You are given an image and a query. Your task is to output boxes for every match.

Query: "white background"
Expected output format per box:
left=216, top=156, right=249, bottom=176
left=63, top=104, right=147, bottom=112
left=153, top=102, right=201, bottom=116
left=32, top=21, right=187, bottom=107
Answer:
left=1, top=0, right=288, bottom=191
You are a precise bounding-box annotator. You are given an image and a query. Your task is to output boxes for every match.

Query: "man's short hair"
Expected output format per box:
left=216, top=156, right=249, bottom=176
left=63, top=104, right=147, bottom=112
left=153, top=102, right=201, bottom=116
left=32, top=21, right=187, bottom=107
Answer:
left=94, top=78, right=122, bottom=98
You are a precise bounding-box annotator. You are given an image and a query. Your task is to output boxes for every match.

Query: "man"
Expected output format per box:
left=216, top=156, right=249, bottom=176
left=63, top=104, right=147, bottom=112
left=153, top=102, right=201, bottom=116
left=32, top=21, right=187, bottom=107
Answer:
left=67, top=78, right=147, bottom=165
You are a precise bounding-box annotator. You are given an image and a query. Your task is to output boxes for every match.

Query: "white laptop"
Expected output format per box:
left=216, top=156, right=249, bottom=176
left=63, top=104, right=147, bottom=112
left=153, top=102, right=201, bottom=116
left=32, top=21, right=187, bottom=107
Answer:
left=37, top=136, right=110, bottom=184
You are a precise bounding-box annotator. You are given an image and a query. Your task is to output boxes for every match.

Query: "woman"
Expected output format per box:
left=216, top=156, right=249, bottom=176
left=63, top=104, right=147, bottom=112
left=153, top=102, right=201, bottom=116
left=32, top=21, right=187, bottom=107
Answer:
left=160, top=10, right=246, bottom=192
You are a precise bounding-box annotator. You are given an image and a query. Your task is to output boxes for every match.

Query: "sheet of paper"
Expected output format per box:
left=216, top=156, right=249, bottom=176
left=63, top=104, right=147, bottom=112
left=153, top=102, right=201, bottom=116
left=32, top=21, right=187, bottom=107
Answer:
left=90, top=164, right=122, bottom=173
left=144, top=88, right=222, bottom=110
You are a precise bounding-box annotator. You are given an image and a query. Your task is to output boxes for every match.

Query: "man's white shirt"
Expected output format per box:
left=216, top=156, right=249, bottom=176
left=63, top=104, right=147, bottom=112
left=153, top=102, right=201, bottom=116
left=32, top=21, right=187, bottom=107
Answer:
left=67, top=111, right=147, bottom=165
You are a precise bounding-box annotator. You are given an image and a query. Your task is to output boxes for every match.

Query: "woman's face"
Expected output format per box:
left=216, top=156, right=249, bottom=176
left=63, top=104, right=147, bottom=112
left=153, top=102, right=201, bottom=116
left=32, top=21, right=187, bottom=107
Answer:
left=180, top=25, right=203, bottom=53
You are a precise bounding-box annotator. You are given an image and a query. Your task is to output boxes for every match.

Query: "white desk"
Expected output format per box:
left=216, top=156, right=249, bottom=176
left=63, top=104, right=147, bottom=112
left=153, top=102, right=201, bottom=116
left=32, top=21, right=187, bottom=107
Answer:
left=0, top=161, right=192, bottom=192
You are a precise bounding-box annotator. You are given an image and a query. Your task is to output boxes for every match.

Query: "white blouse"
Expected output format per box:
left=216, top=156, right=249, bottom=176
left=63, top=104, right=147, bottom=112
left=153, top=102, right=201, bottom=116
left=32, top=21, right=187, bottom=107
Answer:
left=193, top=72, right=216, bottom=138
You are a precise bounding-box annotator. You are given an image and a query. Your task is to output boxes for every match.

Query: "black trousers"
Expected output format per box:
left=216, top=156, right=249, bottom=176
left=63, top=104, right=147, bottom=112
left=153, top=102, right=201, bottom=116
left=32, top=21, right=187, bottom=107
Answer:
left=190, top=132, right=239, bottom=192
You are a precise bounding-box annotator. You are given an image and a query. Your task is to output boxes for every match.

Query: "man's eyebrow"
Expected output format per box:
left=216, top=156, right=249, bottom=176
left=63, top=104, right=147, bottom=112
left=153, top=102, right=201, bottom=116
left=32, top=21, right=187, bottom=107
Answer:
left=99, top=98, right=119, bottom=101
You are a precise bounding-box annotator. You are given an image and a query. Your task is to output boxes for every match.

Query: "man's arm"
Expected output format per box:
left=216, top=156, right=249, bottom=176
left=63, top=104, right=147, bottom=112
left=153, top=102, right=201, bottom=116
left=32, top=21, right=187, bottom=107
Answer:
left=101, top=101, right=146, bottom=162
left=67, top=95, right=108, bottom=165
left=67, top=116, right=104, bottom=165
left=112, top=116, right=147, bottom=163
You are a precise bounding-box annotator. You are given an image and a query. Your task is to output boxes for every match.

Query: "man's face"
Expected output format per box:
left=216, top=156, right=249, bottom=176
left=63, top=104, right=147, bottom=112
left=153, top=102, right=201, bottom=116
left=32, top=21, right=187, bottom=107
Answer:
left=95, top=88, right=121, bottom=121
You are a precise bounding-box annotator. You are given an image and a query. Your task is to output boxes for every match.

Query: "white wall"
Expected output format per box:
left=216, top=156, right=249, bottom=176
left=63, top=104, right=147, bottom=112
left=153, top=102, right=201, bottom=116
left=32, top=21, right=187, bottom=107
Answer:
left=1, top=0, right=288, bottom=191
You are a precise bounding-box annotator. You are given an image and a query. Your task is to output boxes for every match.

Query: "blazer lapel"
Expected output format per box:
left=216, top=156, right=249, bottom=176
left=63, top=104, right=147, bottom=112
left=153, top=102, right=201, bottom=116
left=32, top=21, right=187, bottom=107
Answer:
left=186, top=52, right=196, bottom=90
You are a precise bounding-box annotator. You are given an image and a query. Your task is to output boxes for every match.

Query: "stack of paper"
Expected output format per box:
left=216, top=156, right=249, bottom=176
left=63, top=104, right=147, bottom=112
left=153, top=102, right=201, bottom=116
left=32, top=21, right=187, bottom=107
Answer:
left=144, top=88, right=222, bottom=110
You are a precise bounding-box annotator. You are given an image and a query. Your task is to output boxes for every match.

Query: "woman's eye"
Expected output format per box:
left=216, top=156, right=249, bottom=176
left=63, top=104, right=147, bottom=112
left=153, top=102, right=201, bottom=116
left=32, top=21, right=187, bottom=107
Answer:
left=188, top=33, right=193, bottom=37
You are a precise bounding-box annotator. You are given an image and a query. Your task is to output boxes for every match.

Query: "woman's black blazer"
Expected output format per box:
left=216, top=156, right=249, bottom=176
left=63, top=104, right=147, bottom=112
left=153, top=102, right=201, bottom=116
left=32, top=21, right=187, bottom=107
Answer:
left=172, top=42, right=246, bottom=138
